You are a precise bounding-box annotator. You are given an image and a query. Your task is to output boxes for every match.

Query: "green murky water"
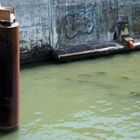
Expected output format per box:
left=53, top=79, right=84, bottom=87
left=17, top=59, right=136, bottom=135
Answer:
left=1, top=52, right=140, bottom=140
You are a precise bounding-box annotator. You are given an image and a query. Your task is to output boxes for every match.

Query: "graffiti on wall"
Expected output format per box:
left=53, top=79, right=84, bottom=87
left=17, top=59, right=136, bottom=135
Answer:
left=64, top=9, right=98, bottom=39
left=134, top=7, right=140, bottom=17
left=102, top=0, right=128, bottom=20
left=55, top=0, right=140, bottom=48
left=102, top=0, right=119, bottom=16
left=132, top=4, right=140, bottom=36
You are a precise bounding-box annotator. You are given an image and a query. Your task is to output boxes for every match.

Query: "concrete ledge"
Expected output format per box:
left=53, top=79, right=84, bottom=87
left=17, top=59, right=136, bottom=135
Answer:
left=52, top=41, right=140, bottom=62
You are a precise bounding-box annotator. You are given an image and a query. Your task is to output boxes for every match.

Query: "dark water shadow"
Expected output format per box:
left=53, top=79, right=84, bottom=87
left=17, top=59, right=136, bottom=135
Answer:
left=129, top=91, right=140, bottom=97
left=121, top=76, right=130, bottom=80
left=20, top=60, right=57, bottom=70
left=78, top=73, right=93, bottom=77
left=96, top=71, right=107, bottom=75
left=20, top=50, right=140, bottom=70
left=0, top=130, right=19, bottom=139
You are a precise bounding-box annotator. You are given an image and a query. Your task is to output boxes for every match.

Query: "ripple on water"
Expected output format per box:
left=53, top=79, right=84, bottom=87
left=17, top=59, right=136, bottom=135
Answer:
left=121, top=76, right=130, bottom=80
left=129, top=91, right=140, bottom=97
left=96, top=71, right=107, bottom=75
left=78, top=74, right=92, bottom=77
left=16, top=52, right=140, bottom=140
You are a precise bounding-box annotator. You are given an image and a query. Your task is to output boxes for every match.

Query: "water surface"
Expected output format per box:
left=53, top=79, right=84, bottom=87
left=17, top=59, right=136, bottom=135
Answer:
left=0, top=52, right=140, bottom=140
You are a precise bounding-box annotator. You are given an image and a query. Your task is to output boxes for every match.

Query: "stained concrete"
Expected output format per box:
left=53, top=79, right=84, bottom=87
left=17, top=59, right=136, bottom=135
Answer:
left=2, top=0, right=51, bottom=62
left=52, top=0, right=140, bottom=49
left=2, top=0, right=140, bottom=62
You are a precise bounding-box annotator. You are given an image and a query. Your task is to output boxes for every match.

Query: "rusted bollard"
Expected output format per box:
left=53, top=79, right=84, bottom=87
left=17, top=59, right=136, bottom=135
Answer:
left=0, top=7, right=19, bottom=132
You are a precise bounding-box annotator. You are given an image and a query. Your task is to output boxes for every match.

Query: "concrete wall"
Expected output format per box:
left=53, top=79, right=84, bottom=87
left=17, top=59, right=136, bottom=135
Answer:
left=2, top=0, right=140, bottom=62
left=52, top=0, right=140, bottom=50
left=2, top=0, right=51, bottom=62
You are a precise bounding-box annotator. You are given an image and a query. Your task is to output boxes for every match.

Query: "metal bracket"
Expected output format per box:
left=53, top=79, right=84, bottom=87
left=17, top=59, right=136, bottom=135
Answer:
left=0, top=7, right=15, bottom=26
left=114, top=21, right=134, bottom=49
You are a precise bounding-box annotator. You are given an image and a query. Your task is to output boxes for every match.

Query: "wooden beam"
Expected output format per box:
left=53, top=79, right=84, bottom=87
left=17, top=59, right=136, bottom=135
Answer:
left=0, top=7, right=15, bottom=21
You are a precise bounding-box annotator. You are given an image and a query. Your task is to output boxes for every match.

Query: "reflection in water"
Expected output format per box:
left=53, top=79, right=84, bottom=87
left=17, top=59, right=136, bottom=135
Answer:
left=0, top=131, right=19, bottom=140
left=1, top=52, right=140, bottom=140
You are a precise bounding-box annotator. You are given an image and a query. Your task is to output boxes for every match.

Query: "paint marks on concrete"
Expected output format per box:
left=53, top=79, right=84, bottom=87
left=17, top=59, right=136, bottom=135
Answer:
left=2, top=0, right=140, bottom=62
left=131, top=1, right=140, bottom=37
left=65, top=9, right=96, bottom=39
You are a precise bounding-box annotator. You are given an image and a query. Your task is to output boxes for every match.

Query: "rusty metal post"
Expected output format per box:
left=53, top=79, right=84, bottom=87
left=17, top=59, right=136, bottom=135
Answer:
left=0, top=7, right=19, bottom=132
